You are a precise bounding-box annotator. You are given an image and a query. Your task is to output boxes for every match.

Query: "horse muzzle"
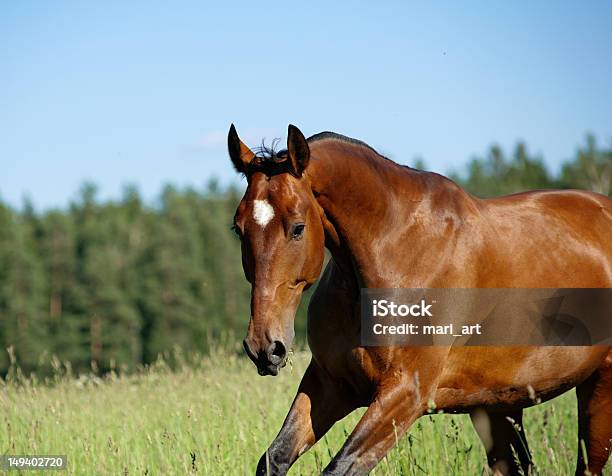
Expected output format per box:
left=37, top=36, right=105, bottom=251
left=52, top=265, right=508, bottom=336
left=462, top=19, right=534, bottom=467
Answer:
left=243, top=338, right=288, bottom=376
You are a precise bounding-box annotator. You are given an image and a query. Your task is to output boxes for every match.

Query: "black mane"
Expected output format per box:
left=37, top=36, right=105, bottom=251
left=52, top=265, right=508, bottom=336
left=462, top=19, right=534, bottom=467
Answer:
left=307, top=131, right=383, bottom=156
left=248, top=131, right=386, bottom=177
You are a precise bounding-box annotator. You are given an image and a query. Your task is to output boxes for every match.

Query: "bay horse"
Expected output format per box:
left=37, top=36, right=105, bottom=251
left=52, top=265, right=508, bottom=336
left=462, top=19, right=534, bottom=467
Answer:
left=228, top=124, right=612, bottom=475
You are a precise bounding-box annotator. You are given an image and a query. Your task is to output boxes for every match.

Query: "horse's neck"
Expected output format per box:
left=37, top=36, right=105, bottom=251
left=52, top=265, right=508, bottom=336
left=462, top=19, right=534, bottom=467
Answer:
left=307, top=140, right=430, bottom=287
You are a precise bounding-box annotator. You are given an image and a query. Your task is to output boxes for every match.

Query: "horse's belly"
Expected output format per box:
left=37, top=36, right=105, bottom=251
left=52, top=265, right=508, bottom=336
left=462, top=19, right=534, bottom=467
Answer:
left=434, top=346, right=610, bottom=411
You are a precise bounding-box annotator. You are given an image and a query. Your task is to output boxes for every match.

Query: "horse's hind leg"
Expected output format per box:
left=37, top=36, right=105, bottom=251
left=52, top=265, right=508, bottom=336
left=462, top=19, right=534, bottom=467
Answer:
left=576, top=354, right=612, bottom=476
left=471, top=409, right=532, bottom=475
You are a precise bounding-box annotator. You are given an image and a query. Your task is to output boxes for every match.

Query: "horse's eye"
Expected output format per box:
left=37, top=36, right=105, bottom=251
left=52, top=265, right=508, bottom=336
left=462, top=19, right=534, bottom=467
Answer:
left=290, top=223, right=305, bottom=240
left=231, top=224, right=241, bottom=237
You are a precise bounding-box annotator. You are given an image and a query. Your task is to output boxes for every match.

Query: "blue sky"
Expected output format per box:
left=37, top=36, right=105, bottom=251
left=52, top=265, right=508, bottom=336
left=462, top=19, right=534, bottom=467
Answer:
left=1, top=1, right=611, bottom=209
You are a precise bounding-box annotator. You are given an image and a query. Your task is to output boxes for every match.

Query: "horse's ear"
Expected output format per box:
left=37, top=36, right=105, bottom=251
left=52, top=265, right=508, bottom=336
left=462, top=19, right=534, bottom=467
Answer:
left=287, top=124, right=310, bottom=177
left=228, top=124, right=255, bottom=174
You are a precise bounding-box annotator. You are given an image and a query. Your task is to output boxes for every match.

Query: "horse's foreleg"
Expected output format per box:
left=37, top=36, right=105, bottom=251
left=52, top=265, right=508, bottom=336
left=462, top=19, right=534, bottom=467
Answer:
left=470, top=409, right=532, bottom=475
left=576, top=354, right=612, bottom=476
left=256, top=360, right=357, bottom=476
left=321, top=372, right=429, bottom=476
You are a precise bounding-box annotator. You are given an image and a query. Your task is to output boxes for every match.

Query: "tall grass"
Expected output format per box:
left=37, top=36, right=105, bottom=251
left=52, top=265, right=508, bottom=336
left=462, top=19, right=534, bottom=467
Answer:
left=0, top=344, right=602, bottom=475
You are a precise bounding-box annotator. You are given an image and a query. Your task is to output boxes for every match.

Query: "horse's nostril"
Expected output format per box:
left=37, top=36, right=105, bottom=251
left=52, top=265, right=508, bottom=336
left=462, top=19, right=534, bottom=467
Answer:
left=268, top=340, right=287, bottom=364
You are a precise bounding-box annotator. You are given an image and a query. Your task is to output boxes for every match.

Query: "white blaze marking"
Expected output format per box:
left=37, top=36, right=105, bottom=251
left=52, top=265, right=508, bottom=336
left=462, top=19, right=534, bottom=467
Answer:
left=253, top=199, right=275, bottom=227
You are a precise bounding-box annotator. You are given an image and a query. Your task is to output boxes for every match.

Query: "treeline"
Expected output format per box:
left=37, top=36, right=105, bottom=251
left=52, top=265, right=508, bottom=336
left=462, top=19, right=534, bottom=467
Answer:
left=0, top=182, right=259, bottom=374
left=0, top=135, right=610, bottom=374
left=449, top=134, right=611, bottom=197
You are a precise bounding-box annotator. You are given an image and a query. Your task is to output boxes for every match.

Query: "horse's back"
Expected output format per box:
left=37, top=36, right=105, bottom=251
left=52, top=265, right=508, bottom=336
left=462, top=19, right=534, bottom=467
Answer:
left=479, top=189, right=612, bottom=287
left=483, top=189, right=611, bottom=241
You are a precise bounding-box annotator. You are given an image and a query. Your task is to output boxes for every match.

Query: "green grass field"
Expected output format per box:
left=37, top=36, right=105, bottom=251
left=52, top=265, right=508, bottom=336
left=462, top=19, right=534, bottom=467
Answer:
left=0, top=345, right=604, bottom=475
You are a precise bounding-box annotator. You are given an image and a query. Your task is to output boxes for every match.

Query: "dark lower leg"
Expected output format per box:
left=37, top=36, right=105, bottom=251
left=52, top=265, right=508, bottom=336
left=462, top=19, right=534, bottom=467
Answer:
left=576, top=365, right=612, bottom=476
left=471, top=409, right=531, bottom=475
